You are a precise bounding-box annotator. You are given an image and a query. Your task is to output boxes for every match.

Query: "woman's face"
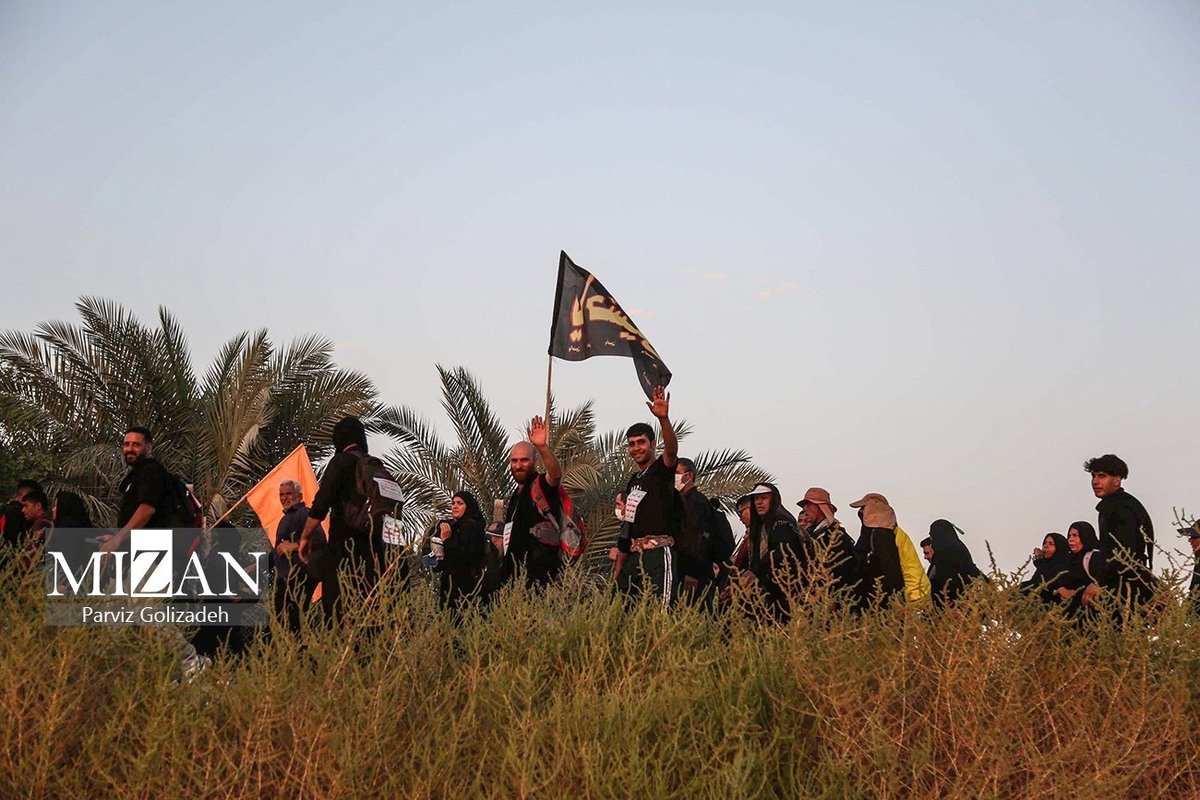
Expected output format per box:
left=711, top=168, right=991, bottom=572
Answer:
left=1067, top=528, right=1082, bottom=553
left=1042, top=536, right=1057, bottom=559
left=451, top=496, right=466, bottom=520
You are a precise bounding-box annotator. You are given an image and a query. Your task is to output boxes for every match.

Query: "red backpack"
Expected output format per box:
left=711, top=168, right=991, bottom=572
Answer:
left=530, top=480, right=588, bottom=559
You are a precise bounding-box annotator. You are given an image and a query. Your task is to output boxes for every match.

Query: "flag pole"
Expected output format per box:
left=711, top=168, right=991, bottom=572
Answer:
left=544, top=354, right=553, bottom=429
left=207, top=492, right=250, bottom=530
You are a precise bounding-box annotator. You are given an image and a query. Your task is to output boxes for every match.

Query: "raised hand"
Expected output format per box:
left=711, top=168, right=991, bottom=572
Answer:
left=645, top=386, right=670, bottom=420
left=528, top=415, right=549, bottom=449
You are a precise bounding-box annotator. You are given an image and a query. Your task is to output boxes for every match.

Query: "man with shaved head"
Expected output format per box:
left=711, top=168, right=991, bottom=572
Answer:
left=500, top=416, right=565, bottom=588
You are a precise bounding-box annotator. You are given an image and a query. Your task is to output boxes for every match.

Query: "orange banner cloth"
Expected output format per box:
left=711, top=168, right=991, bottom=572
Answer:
left=246, top=443, right=326, bottom=602
left=247, top=444, right=325, bottom=545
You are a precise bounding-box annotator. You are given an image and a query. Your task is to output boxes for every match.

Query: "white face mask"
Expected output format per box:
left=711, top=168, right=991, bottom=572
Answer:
left=674, top=474, right=686, bottom=492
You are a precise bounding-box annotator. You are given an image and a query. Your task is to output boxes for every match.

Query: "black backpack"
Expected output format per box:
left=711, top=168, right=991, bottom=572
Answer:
left=342, top=451, right=405, bottom=538
left=164, top=472, right=203, bottom=529
left=161, top=469, right=203, bottom=580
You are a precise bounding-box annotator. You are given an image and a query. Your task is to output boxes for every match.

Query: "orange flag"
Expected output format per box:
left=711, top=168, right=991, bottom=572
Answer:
left=246, top=444, right=326, bottom=546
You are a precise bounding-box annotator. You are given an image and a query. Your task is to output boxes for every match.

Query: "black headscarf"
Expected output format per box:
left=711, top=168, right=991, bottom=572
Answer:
left=452, top=491, right=484, bottom=527
left=1033, top=532, right=1071, bottom=584
left=1069, top=521, right=1098, bottom=554
left=928, top=519, right=982, bottom=606
left=332, top=416, right=368, bottom=453
left=929, top=519, right=973, bottom=563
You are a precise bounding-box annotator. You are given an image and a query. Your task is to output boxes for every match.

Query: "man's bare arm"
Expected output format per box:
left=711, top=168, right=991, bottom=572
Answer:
left=99, top=503, right=155, bottom=554
left=528, top=415, right=562, bottom=487
left=647, top=387, right=677, bottom=468
left=298, top=515, right=321, bottom=562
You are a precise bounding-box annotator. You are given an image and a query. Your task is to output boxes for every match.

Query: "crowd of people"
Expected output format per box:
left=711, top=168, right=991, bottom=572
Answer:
left=398, top=389, right=1181, bottom=624
left=3, top=388, right=1197, bottom=653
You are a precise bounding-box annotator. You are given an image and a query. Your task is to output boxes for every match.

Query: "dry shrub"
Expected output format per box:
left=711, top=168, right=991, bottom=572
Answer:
left=2, top=552, right=1199, bottom=798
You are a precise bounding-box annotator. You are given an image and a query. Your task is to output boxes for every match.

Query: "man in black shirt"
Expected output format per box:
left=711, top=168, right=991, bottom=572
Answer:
left=1075, top=454, right=1158, bottom=613
left=674, top=457, right=734, bottom=608
left=100, top=427, right=209, bottom=678
left=615, top=386, right=679, bottom=606
left=1086, top=454, right=1154, bottom=568
left=99, top=427, right=176, bottom=557
left=501, top=415, right=564, bottom=588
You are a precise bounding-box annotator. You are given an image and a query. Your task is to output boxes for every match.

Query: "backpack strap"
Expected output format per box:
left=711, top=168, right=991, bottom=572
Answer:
left=529, top=477, right=553, bottom=520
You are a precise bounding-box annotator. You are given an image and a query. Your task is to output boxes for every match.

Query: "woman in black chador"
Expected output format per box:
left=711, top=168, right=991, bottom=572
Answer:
left=433, top=491, right=486, bottom=617
left=927, top=519, right=984, bottom=607
left=1020, top=532, right=1072, bottom=605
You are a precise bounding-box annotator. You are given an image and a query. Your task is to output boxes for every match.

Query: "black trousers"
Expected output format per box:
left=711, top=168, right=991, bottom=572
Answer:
left=616, top=546, right=677, bottom=607
left=272, top=562, right=320, bottom=634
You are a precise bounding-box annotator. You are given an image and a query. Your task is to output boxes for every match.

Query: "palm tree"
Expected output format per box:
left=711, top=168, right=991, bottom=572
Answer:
left=0, top=297, right=377, bottom=524
left=374, top=365, right=772, bottom=573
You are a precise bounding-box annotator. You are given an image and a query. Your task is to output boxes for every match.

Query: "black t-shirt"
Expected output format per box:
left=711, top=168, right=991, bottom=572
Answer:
left=117, top=458, right=175, bottom=529
left=504, top=473, right=563, bottom=585
left=624, top=456, right=676, bottom=539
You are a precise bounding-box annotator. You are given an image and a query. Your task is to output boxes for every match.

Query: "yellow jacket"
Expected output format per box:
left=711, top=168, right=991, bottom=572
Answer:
left=895, top=525, right=931, bottom=603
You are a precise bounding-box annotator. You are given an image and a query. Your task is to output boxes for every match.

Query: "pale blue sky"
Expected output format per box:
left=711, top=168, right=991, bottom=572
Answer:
left=2, top=1, right=1197, bottom=572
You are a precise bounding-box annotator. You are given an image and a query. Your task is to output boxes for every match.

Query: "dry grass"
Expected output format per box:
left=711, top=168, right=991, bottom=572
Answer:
left=2, top=555, right=1199, bottom=799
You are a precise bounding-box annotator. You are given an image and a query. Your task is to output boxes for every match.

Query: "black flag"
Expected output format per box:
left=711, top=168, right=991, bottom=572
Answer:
left=548, top=251, right=671, bottom=400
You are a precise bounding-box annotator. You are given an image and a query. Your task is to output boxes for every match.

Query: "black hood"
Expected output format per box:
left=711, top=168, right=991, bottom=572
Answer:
left=749, top=482, right=795, bottom=528
left=332, top=416, right=368, bottom=453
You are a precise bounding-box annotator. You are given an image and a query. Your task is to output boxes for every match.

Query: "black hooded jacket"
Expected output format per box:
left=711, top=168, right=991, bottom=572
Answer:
left=746, top=484, right=808, bottom=618
left=309, top=416, right=371, bottom=546
left=928, top=519, right=983, bottom=607
left=855, top=524, right=905, bottom=607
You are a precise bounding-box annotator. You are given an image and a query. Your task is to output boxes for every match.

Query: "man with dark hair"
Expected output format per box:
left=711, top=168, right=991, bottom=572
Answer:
left=20, top=489, right=49, bottom=533
left=796, top=487, right=857, bottom=602
left=16, top=489, right=50, bottom=570
left=674, top=457, right=735, bottom=607
left=1074, top=455, right=1158, bottom=614
left=1084, top=454, right=1154, bottom=569
left=98, top=427, right=176, bottom=556
left=2, top=479, right=43, bottom=550
left=739, top=482, right=807, bottom=620
left=615, top=387, right=679, bottom=606
left=299, top=416, right=384, bottom=620
left=498, top=415, right=565, bottom=589
left=99, top=428, right=210, bottom=678
left=920, top=537, right=935, bottom=580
